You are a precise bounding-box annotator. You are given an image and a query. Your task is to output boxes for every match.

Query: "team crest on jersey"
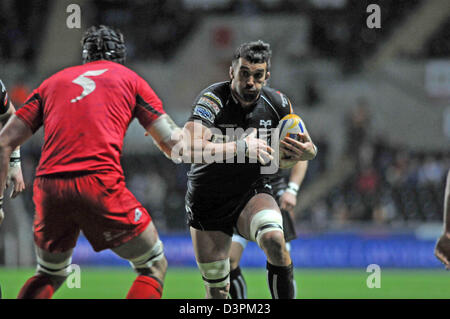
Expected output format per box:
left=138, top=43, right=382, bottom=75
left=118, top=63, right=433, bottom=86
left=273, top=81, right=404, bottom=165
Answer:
left=134, top=208, right=142, bottom=222
left=193, top=105, right=215, bottom=123
left=198, top=96, right=221, bottom=114
left=260, top=119, right=272, bottom=129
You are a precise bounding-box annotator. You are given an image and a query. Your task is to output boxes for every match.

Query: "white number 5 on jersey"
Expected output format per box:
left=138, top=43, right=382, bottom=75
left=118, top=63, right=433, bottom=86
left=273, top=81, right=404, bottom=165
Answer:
left=70, top=69, right=108, bottom=103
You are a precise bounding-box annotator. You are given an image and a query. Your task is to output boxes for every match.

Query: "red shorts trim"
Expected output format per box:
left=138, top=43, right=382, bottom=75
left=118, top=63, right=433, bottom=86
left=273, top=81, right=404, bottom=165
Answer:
left=33, top=173, right=151, bottom=253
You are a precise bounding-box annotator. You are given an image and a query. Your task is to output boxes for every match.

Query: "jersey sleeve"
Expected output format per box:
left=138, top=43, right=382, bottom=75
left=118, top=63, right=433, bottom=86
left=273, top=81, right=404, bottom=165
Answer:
left=134, top=76, right=165, bottom=130
left=15, top=88, right=44, bottom=133
left=277, top=91, right=294, bottom=118
left=188, top=90, right=223, bottom=128
left=0, top=79, right=10, bottom=114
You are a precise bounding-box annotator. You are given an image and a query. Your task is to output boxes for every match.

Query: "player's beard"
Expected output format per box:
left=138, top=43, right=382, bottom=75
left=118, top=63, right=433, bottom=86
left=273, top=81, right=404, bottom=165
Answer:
left=238, top=88, right=260, bottom=103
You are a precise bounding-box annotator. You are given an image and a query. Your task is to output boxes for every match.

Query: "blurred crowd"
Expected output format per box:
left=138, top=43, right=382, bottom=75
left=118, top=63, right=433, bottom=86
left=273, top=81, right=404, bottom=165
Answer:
left=303, top=99, right=449, bottom=230
left=4, top=0, right=450, bottom=73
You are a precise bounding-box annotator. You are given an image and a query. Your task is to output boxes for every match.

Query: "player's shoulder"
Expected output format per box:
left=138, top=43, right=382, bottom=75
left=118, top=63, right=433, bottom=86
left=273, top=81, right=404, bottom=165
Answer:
left=198, top=81, right=229, bottom=101
left=261, top=86, right=292, bottom=118
left=261, top=86, right=291, bottom=108
left=195, top=81, right=230, bottom=111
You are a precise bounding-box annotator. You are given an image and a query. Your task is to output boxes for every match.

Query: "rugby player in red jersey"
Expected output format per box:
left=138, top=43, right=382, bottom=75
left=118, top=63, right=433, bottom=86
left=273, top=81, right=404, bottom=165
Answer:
left=0, top=79, right=25, bottom=223
left=0, top=25, right=181, bottom=299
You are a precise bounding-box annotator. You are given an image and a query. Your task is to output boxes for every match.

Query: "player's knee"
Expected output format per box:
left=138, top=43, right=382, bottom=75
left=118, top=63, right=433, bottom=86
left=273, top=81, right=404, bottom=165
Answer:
left=36, top=255, right=72, bottom=287
left=249, top=209, right=284, bottom=247
left=259, top=231, right=286, bottom=260
left=128, top=239, right=167, bottom=279
left=197, top=258, right=230, bottom=291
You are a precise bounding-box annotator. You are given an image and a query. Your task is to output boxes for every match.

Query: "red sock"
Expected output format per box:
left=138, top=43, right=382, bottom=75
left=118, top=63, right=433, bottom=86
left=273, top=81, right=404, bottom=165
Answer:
left=126, top=275, right=163, bottom=299
left=17, top=274, right=55, bottom=299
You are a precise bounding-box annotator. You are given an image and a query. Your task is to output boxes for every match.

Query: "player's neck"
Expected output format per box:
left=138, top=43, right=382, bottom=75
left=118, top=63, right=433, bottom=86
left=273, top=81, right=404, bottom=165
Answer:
left=231, top=89, right=259, bottom=110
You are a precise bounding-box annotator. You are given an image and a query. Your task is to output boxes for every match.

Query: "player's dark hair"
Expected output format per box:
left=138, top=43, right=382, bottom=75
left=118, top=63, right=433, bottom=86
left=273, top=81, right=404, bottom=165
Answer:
left=81, top=25, right=126, bottom=64
left=232, top=40, right=272, bottom=71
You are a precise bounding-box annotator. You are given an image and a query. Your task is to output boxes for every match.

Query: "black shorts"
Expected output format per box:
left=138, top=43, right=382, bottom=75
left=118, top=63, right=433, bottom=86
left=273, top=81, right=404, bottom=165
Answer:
left=185, top=180, right=274, bottom=237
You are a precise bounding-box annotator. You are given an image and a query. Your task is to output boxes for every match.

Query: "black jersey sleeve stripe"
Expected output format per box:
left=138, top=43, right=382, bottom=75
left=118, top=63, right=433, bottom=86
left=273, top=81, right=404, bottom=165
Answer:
left=24, top=93, right=42, bottom=106
left=136, top=94, right=162, bottom=116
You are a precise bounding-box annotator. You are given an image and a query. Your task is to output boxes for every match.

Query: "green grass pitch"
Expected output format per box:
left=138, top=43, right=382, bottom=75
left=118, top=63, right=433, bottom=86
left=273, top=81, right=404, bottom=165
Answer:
left=0, top=267, right=449, bottom=299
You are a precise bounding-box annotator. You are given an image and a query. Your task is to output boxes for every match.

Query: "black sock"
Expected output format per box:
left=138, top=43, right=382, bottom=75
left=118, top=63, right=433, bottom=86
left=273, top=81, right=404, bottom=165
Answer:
left=229, top=266, right=247, bottom=299
left=266, top=262, right=295, bottom=299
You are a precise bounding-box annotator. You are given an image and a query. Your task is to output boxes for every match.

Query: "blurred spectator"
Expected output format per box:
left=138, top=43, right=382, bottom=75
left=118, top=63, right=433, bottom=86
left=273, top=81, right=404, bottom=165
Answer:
left=303, top=74, right=321, bottom=107
left=418, top=155, right=446, bottom=186
left=355, top=164, right=380, bottom=195
left=346, top=97, right=371, bottom=158
left=9, top=79, right=31, bottom=107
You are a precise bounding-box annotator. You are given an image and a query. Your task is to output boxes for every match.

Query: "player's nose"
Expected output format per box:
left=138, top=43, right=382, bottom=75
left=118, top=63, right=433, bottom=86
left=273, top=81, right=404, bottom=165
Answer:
left=246, top=77, right=255, bottom=87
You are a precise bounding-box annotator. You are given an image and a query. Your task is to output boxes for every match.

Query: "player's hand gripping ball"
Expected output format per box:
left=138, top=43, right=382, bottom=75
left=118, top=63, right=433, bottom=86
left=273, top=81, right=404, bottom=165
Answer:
left=277, top=114, right=305, bottom=169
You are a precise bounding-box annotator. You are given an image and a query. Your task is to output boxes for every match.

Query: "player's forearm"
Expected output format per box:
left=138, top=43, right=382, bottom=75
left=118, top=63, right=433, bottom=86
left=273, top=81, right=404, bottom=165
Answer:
left=285, top=161, right=308, bottom=198
left=187, top=139, right=237, bottom=163
left=289, top=160, right=308, bottom=186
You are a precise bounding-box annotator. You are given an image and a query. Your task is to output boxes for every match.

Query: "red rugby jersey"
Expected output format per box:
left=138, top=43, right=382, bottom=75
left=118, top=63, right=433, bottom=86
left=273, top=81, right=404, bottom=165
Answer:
left=16, top=60, right=165, bottom=177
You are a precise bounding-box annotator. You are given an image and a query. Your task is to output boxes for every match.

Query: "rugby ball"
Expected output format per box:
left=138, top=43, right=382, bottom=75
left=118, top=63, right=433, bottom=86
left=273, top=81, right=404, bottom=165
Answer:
left=277, top=114, right=305, bottom=169
left=278, top=114, right=305, bottom=142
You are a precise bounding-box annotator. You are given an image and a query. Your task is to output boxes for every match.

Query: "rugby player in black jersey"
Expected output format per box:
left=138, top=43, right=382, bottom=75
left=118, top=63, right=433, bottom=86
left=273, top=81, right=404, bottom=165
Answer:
left=0, top=79, right=25, bottom=225
left=229, top=160, right=308, bottom=299
left=182, top=41, right=317, bottom=299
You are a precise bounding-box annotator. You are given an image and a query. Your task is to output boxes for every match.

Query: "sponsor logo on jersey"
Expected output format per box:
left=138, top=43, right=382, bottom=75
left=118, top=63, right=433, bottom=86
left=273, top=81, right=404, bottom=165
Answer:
left=277, top=91, right=289, bottom=108
left=193, top=105, right=215, bottom=123
left=198, top=96, right=221, bottom=114
left=134, top=208, right=142, bottom=222
left=103, top=230, right=127, bottom=242
left=203, top=92, right=223, bottom=108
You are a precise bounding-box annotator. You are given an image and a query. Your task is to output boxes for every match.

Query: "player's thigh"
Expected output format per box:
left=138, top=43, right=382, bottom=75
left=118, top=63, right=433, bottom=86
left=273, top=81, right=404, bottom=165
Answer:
left=190, top=227, right=231, bottom=263
left=236, top=193, right=281, bottom=240
left=112, top=221, right=160, bottom=260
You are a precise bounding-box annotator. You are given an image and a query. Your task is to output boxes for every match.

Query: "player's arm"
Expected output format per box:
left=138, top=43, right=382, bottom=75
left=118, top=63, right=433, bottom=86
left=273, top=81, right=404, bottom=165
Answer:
left=182, top=89, right=274, bottom=164
left=0, top=81, right=25, bottom=202
left=280, top=119, right=317, bottom=162
left=144, top=114, right=183, bottom=163
left=279, top=161, right=308, bottom=215
left=434, top=169, right=450, bottom=269
left=181, top=120, right=239, bottom=163
left=0, top=115, right=33, bottom=225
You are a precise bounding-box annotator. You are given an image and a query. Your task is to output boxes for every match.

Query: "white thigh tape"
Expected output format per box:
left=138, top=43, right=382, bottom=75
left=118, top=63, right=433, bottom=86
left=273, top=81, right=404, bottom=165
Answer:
left=197, top=258, right=230, bottom=288
left=36, top=255, right=72, bottom=277
left=250, top=209, right=283, bottom=245
left=129, top=239, right=164, bottom=269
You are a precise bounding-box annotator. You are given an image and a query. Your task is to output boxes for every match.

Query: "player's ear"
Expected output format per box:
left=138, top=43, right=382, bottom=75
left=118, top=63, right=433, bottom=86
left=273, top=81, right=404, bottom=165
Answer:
left=229, top=66, right=234, bottom=80
left=265, top=71, right=270, bottom=81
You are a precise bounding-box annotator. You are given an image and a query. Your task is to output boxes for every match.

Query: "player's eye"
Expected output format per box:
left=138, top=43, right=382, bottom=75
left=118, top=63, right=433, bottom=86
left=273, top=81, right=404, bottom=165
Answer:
left=241, top=70, right=250, bottom=78
left=254, top=73, right=264, bottom=80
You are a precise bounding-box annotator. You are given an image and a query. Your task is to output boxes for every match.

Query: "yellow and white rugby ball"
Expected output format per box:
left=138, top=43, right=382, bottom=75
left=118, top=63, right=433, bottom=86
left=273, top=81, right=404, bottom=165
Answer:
left=277, top=114, right=305, bottom=169
left=278, top=114, right=305, bottom=142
